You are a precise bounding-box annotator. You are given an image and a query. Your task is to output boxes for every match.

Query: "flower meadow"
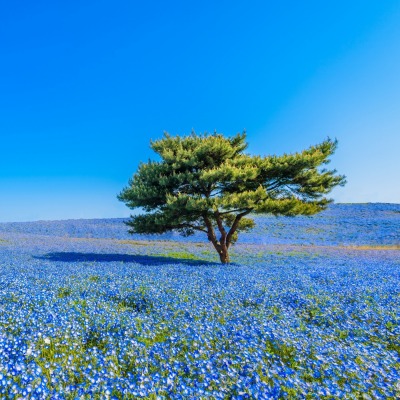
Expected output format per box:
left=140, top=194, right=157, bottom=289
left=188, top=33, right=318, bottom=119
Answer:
left=0, top=204, right=399, bottom=399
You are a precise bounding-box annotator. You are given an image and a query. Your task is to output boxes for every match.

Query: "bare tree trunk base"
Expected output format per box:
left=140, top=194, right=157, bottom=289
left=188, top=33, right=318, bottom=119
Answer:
left=219, top=251, right=230, bottom=264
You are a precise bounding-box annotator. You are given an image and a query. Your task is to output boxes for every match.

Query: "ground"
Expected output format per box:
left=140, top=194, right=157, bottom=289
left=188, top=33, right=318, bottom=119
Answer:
left=0, top=204, right=399, bottom=398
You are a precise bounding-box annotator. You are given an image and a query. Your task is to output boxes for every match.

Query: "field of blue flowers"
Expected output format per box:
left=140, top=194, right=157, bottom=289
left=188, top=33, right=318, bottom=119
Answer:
left=0, top=204, right=399, bottom=399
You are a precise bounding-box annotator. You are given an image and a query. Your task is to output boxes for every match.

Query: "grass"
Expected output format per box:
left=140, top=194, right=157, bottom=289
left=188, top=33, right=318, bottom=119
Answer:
left=349, top=245, right=400, bottom=250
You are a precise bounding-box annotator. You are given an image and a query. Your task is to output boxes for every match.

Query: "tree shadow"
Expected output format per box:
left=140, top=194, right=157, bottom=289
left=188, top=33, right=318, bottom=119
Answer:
left=34, top=252, right=216, bottom=266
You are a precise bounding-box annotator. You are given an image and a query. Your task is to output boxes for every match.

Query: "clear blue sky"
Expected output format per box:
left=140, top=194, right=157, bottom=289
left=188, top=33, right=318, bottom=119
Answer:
left=1, top=1, right=399, bottom=222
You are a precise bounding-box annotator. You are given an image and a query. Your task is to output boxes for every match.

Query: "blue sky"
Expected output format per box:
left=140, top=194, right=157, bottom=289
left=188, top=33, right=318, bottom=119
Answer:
left=1, top=1, right=399, bottom=222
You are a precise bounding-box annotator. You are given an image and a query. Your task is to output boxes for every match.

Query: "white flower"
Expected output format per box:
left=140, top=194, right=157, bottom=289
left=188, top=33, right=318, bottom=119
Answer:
left=44, top=338, right=51, bottom=344
left=26, top=348, right=32, bottom=356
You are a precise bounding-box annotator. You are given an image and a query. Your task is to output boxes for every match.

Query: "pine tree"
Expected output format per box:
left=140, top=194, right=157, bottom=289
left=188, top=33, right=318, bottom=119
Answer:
left=118, top=131, right=346, bottom=263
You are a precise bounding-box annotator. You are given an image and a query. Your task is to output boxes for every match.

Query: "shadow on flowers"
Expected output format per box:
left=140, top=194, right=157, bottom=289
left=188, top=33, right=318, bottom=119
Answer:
left=34, top=252, right=215, bottom=266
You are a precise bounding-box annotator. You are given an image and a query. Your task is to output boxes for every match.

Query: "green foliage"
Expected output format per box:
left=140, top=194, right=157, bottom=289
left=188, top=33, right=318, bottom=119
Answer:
left=57, top=287, right=72, bottom=298
left=160, top=251, right=200, bottom=261
left=264, top=338, right=299, bottom=368
left=119, top=131, right=345, bottom=262
left=88, top=275, right=101, bottom=283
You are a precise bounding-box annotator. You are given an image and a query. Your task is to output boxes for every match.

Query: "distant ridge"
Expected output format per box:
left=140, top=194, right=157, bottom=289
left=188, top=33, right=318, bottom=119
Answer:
left=0, top=203, right=398, bottom=247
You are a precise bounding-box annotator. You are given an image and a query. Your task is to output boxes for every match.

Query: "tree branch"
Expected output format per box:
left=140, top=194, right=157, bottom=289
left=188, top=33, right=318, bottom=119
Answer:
left=214, top=211, right=227, bottom=245
left=203, top=214, right=221, bottom=252
left=226, top=209, right=253, bottom=247
left=267, top=179, right=286, bottom=192
left=219, top=208, right=248, bottom=215
left=178, top=223, right=208, bottom=233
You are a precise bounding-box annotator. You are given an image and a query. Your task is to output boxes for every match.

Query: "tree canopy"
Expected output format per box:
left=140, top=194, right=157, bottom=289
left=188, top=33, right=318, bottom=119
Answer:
left=118, top=131, right=346, bottom=263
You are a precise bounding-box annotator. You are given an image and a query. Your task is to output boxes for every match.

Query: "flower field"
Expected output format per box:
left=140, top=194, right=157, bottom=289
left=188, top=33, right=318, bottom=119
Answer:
left=0, top=204, right=399, bottom=399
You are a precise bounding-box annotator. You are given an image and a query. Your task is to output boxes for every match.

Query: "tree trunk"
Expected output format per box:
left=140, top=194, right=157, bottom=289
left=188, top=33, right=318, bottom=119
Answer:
left=203, top=214, right=231, bottom=264
left=219, top=247, right=230, bottom=264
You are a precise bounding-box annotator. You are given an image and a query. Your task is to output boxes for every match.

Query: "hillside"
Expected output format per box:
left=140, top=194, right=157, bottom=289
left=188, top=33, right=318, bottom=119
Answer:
left=0, top=203, right=399, bottom=397
left=0, top=203, right=398, bottom=246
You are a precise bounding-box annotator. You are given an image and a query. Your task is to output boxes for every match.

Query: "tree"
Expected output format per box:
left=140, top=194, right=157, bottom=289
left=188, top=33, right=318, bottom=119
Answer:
left=118, top=131, right=346, bottom=263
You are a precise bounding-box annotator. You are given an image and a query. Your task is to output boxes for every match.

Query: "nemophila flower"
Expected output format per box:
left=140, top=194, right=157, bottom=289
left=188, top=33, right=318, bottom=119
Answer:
left=0, top=204, right=399, bottom=398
